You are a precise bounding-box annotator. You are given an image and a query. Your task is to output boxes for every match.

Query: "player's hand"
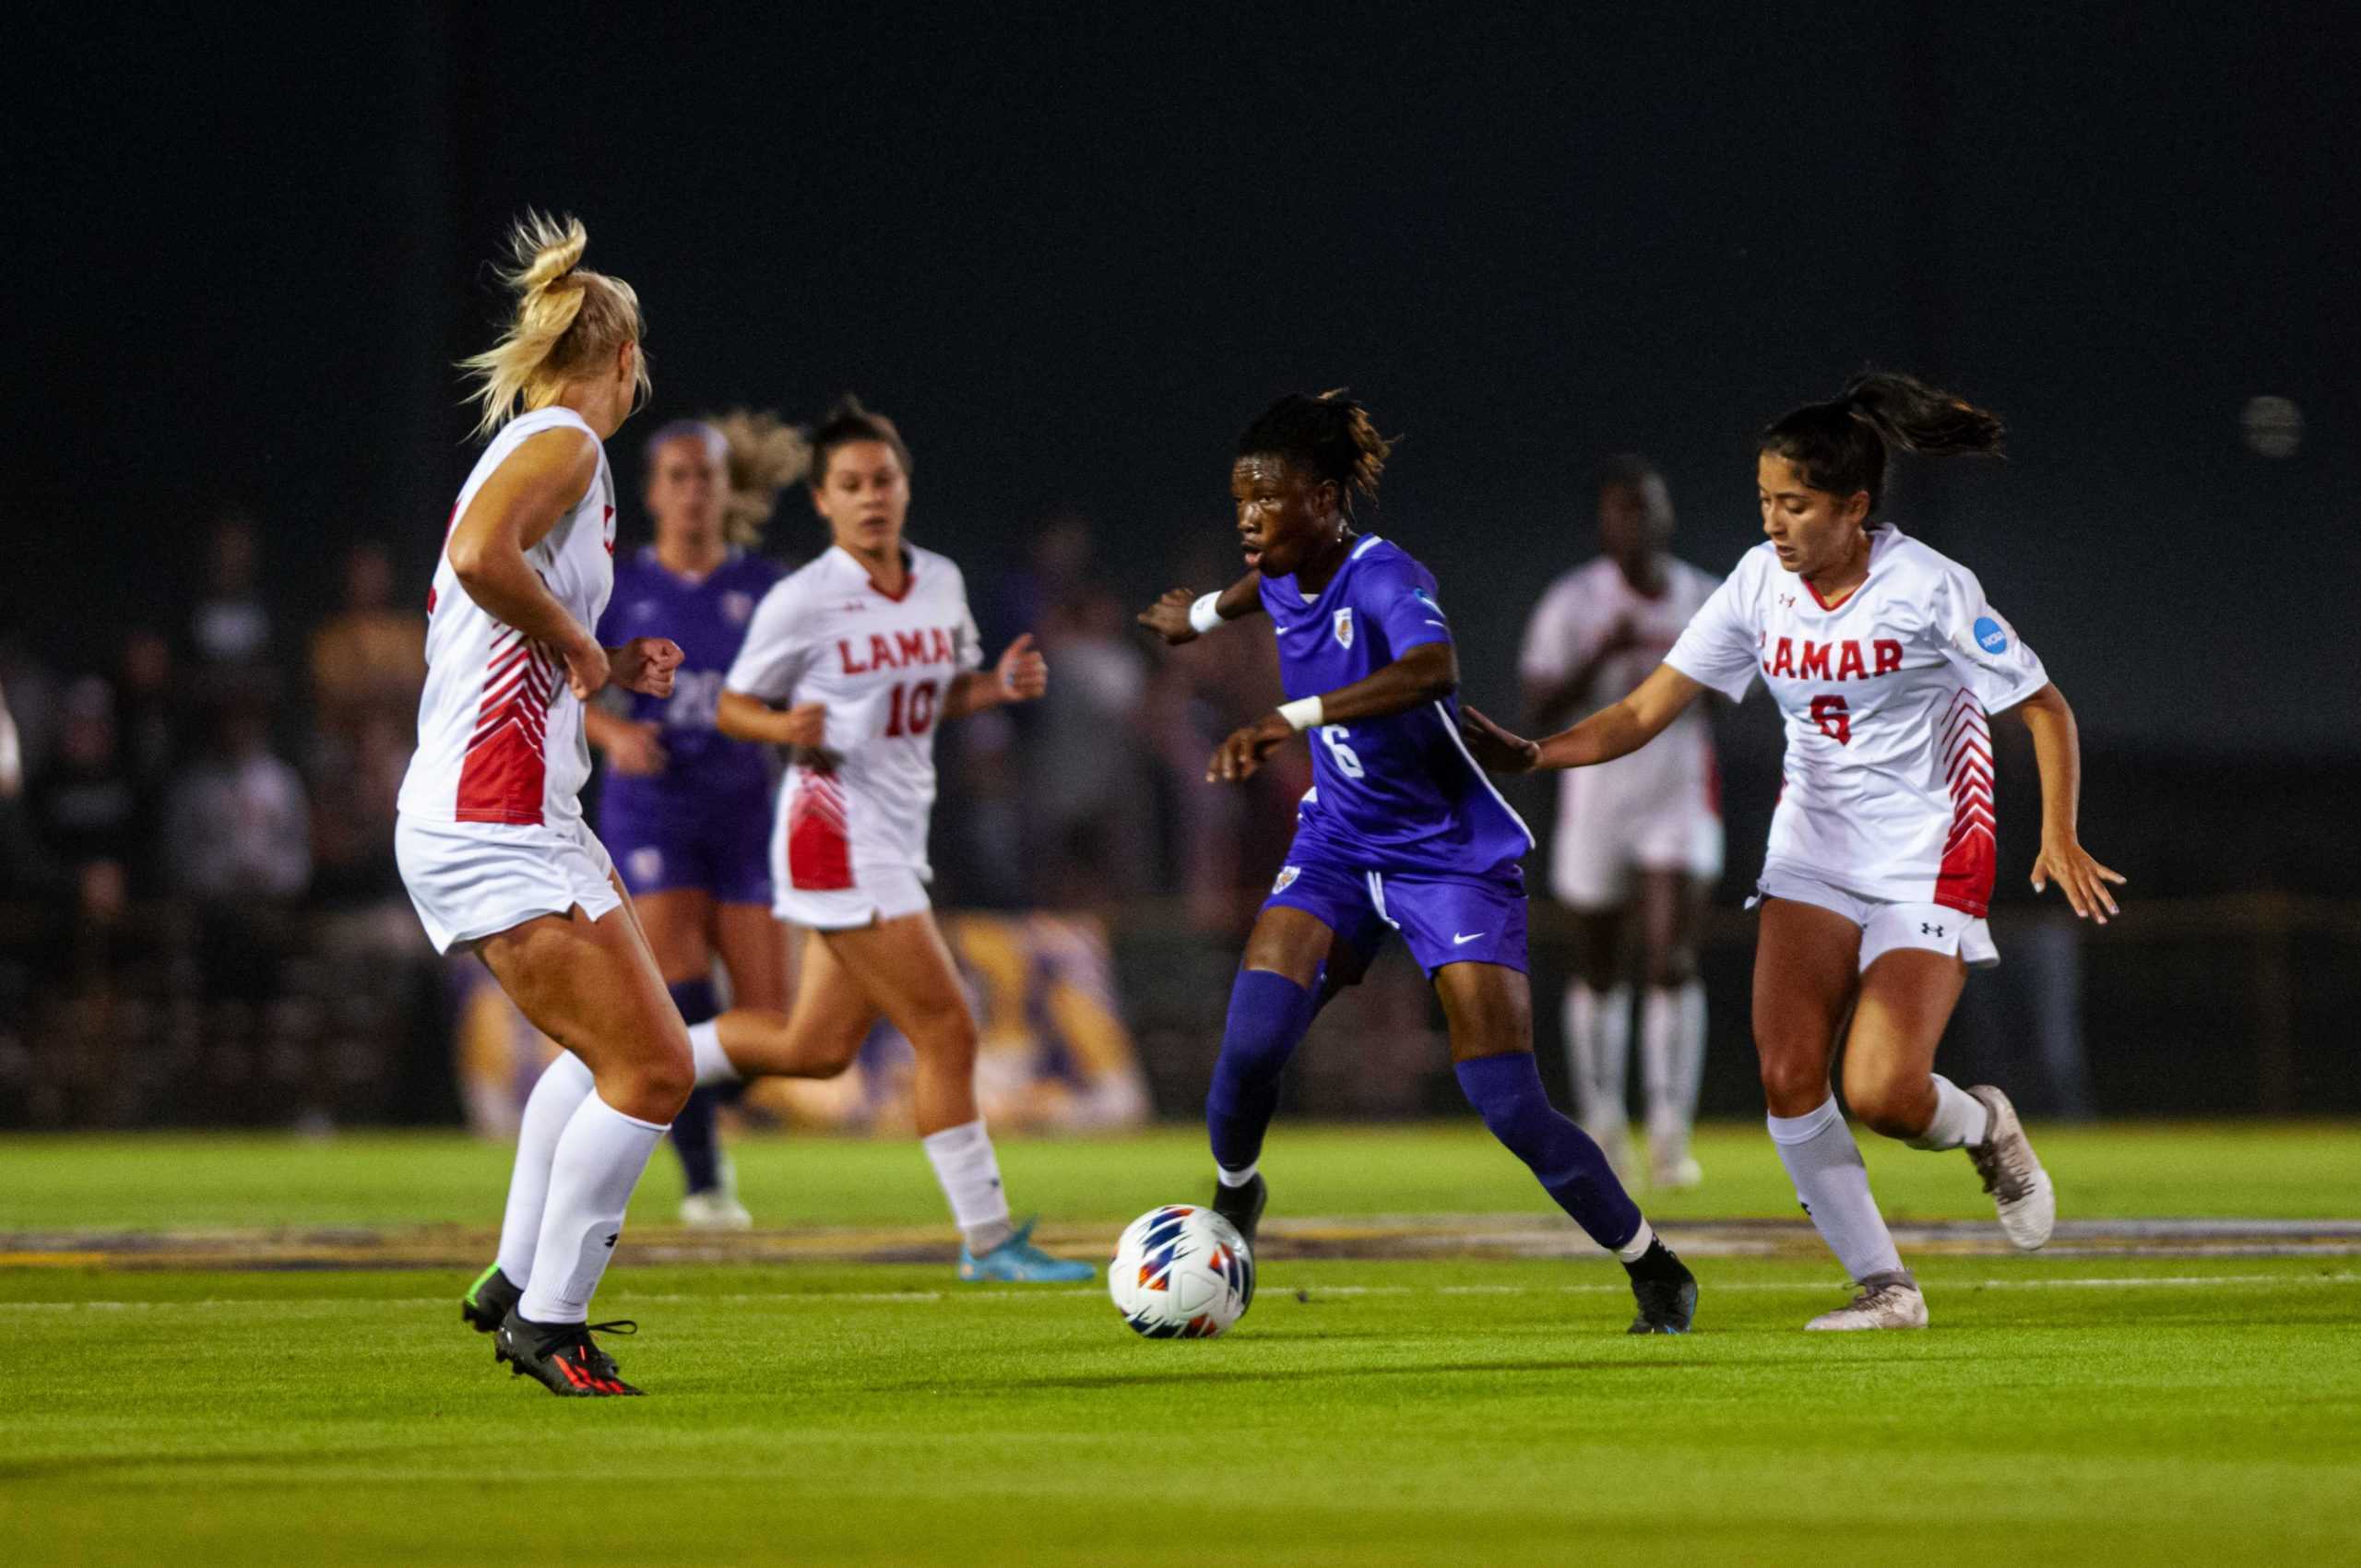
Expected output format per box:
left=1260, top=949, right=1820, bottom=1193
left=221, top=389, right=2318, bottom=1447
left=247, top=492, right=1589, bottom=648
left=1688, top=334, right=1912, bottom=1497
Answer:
left=605, top=719, right=669, bottom=777
left=1138, top=588, right=1202, bottom=646
left=777, top=703, right=828, bottom=749
left=561, top=637, right=611, bottom=702
left=996, top=633, right=1048, bottom=703
left=1459, top=705, right=1541, bottom=774
left=1206, top=713, right=1294, bottom=783
left=2031, top=836, right=2126, bottom=925
left=611, top=637, right=684, bottom=698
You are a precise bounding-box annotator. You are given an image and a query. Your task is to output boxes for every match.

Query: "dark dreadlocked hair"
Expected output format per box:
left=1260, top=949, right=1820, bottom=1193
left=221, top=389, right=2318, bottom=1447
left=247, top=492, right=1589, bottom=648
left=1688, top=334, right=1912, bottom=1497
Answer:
left=1236, top=388, right=1394, bottom=515
left=1759, top=371, right=2005, bottom=513
left=809, top=394, right=914, bottom=489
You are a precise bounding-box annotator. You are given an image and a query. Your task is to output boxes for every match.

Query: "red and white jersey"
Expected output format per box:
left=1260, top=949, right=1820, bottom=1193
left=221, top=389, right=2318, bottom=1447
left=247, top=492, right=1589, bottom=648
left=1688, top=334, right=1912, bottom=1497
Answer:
left=1664, top=526, right=2047, bottom=917
left=723, top=542, right=982, bottom=890
left=397, top=408, right=616, bottom=828
left=1520, top=554, right=1722, bottom=825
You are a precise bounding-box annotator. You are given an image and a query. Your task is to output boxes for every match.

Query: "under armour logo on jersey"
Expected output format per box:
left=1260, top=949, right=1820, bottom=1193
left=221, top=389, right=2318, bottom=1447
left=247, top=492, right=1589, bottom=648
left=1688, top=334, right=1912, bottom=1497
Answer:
left=1778, top=592, right=1797, bottom=610
left=603, top=1233, right=618, bottom=1249
left=1921, top=922, right=1946, bottom=938
left=1332, top=609, right=1355, bottom=648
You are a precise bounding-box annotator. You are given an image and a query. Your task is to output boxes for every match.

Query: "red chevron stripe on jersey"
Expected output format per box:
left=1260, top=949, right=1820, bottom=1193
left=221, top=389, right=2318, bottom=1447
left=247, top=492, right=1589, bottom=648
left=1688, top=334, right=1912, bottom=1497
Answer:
left=786, top=765, right=853, bottom=890
left=455, top=631, right=559, bottom=826
left=1935, top=689, right=1997, bottom=917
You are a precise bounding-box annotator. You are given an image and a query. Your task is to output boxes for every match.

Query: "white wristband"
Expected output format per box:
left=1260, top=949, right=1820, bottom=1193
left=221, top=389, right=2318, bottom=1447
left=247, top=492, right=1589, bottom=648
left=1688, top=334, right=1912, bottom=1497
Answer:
left=1188, top=592, right=1224, bottom=635
left=1277, top=695, right=1324, bottom=732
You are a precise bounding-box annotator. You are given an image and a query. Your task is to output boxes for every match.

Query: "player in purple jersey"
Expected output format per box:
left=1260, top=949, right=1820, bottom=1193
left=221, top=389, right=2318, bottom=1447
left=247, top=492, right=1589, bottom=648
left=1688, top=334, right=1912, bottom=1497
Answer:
left=1139, top=390, right=1696, bottom=1333
left=587, top=414, right=805, bottom=1226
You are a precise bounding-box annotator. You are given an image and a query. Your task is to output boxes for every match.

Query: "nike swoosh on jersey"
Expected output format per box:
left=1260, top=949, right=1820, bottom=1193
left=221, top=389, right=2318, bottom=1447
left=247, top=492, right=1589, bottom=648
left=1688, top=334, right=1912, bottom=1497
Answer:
left=1453, top=932, right=1485, bottom=944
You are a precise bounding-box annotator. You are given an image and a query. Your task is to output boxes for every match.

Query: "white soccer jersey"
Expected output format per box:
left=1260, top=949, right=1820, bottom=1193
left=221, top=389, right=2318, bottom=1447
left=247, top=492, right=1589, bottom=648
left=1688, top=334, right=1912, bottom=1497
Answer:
left=723, top=542, right=982, bottom=893
left=1664, top=526, right=2048, bottom=917
left=1521, top=555, right=1723, bottom=823
left=397, top=408, right=617, bottom=828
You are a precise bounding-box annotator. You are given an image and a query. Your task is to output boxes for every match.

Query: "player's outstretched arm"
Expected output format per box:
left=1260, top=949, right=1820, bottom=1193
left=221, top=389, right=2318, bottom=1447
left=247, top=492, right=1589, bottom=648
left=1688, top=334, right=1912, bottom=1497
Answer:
left=716, top=689, right=826, bottom=749
left=945, top=634, right=1047, bottom=719
left=1207, top=641, right=1456, bottom=783
left=2011, top=682, right=2126, bottom=924
left=584, top=704, right=669, bottom=776
left=1137, top=574, right=1265, bottom=646
left=445, top=428, right=612, bottom=698
left=1465, top=663, right=1706, bottom=775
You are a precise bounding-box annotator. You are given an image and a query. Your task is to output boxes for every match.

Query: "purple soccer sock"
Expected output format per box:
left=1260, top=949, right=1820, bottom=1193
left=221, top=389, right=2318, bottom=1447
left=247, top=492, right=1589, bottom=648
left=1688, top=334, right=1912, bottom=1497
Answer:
left=666, top=980, right=727, bottom=1195
left=1205, top=968, right=1321, bottom=1171
left=1455, top=1051, right=1643, bottom=1252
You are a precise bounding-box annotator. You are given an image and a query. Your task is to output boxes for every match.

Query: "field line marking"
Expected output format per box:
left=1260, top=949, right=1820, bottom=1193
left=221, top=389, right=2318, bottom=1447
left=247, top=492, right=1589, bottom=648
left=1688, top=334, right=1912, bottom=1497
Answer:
left=17, top=1273, right=2357, bottom=1311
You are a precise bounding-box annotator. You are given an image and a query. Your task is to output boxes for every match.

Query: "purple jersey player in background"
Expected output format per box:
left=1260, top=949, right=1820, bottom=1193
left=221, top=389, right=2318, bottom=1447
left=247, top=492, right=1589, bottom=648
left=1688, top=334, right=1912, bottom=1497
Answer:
left=1138, top=390, right=1697, bottom=1333
left=587, top=412, right=809, bottom=1226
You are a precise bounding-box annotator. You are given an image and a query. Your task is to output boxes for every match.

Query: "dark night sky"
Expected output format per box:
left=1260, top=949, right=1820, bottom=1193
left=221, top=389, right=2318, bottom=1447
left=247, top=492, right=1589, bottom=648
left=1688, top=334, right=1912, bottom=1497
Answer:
left=8, top=6, right=2357, bottom=757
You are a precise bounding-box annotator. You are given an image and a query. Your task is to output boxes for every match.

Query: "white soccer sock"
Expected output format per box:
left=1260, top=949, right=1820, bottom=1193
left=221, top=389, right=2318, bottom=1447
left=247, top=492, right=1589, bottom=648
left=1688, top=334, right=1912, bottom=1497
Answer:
left=1615, top=1218, right=1658, bottom=1264
left=922, top=1118, right=1014, bottom=1254
left=1640, top=982, right=1706, bottom=1151
left=686, top=1019, right=741, bottom=1086
left=1216, top=1160, right=1260, bottom=1188
left=1767, top=1097, right=1905, bottom=1283
left=1563, top=983, right=1631, bottom=1135
left=515, top=1091, right=668, bottom=1325
left=1907, top=1075, right=1991, bottom=1151
left=493, top=1051, right=596, bottom=1288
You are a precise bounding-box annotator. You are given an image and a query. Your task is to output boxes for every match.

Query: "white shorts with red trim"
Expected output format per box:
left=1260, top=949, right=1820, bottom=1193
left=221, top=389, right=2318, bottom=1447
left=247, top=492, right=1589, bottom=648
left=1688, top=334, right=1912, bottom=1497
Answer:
left=1549, top=788, right=1723, bottom=909
left=395, top=813, right=621, bottom=955
left=772, top=865, right=931, bottom=931
left=1750, top=861, right=1998, bottom=971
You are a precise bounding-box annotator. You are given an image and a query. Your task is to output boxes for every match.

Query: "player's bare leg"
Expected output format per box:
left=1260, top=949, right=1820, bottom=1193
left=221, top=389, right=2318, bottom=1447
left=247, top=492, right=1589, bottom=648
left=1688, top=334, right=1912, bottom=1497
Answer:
left=703, top=926, right=881, bottom=1081
left=1561, top=906, right=1636, bottom=1182
left=625, top=885, right=743, bottom=1226
left=471, top=878, right=692, bottom=1393
left=716, top=911, right=1091, bottom=1281
left=1753, top=898, right=1923, bottom=1330
left=1436, top=961, right=1694, bottom=1333
left=1635, top=869, right=1709, bottom=1188
left=1848, top=948, right=2054, bottom=1249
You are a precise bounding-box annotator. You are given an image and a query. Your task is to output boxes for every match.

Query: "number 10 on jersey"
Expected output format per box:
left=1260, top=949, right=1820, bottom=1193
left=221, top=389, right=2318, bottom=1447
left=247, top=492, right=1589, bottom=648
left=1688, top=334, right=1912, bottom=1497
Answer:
left=885, top=679, right=940, bottom=738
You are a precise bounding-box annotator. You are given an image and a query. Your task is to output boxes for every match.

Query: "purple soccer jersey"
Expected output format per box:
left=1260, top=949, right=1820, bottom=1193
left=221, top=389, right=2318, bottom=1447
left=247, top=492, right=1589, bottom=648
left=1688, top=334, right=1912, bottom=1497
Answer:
left=595, top=546, right=782, bottom=900
left=1255, top=536, right=1536, bottom=974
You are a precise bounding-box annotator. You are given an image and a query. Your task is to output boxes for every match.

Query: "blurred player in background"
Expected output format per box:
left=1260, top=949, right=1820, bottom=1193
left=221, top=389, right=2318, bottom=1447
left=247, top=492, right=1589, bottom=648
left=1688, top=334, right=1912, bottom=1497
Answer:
left=1140, top=389, right=1697, bottom=1334
left=1519, top=456, right=1721, bottom=1190
left=1464, top=372, right=2123, bottom=1332
left=400, top=214, right=686, bottom=1396
left=686, top=397, right=1094, bottom=1282
left=587, top=410, right=806, bottom=1228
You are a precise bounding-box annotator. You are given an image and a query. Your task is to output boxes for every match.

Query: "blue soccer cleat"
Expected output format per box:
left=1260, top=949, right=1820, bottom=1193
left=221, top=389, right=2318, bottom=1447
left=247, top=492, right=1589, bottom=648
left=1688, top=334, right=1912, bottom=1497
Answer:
left=958, top=1218, right=1096, bottom=1283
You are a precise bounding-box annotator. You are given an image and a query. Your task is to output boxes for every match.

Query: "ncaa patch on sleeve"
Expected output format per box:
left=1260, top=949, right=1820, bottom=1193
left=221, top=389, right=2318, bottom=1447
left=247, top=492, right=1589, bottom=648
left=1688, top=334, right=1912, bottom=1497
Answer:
left=1973, top=615, right=2010, bottom=654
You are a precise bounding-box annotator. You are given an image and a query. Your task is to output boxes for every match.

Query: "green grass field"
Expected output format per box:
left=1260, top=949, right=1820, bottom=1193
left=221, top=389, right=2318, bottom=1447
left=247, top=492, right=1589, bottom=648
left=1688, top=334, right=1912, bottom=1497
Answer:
left=6, top=1123, right=2359, bottom=1566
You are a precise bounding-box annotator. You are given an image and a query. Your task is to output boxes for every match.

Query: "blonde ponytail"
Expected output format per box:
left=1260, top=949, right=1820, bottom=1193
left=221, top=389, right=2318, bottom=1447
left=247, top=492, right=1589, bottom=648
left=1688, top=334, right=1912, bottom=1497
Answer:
left=706, top=409, right=813, bottom=547
left=459, top=211, right=648, bottom=439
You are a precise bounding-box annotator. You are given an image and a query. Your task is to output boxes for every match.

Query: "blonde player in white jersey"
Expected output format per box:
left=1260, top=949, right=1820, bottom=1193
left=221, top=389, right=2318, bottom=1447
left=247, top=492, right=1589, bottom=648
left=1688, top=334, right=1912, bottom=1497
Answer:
left=1464, top=373, right=2124, bottom=1331
left=1519, top=456, right=1721, bottom=1190
left=682, top=398, right=1092, bottom=1282
left=398, top=214, right=691, bottom=1396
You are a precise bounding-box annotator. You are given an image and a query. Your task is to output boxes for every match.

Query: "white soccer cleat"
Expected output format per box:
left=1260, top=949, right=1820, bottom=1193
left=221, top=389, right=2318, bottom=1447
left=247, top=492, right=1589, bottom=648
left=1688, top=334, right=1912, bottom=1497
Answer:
left=1966, top=1085, right=2055, bottom=1251
left=679, top=1158, right=753, bottom=1230
left=1804, top=1275, right=1928, bottom=1331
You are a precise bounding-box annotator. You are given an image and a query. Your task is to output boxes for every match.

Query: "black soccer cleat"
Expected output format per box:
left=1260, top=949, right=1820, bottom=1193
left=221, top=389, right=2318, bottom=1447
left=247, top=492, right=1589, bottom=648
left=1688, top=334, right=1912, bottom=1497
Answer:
left=1209, top=1172, right=1267, bottom=1251
left=493, top=1311, right=644, bottom=1396
left=460, top=1264, right=522, bottom=1335
left=1622, top=1239, right=1698, bottom=1335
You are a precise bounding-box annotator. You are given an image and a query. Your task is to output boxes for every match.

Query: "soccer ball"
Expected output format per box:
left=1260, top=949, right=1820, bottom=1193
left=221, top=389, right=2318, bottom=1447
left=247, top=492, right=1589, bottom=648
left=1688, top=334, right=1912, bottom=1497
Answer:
left=1108, top=1205, right=1254, bottom=1339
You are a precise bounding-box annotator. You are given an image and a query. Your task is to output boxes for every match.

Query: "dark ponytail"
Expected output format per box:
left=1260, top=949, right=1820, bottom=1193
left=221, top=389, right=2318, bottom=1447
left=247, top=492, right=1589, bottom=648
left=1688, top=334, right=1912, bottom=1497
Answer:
left=1759, top=371, right=2004, bottom=511
left=1237, top=387, right=1394, bottom=513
